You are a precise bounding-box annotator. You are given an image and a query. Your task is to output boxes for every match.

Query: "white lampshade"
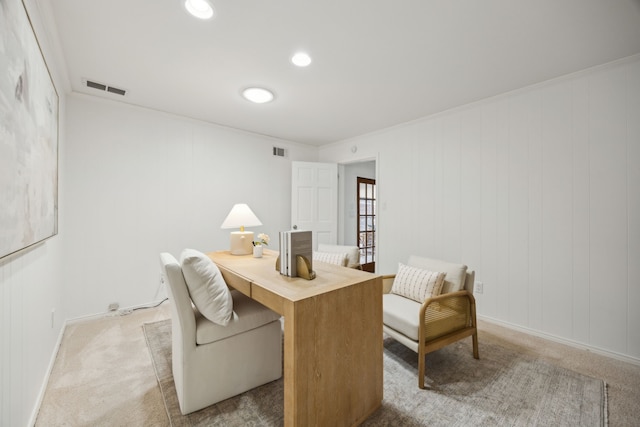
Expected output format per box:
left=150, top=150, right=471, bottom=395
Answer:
left=221, top=204, right=262, bottom=255
left=221, top=204, right=262, bottom=230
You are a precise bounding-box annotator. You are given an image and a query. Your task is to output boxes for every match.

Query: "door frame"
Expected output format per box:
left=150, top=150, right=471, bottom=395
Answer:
left=337, top=155, right=379, bottom=271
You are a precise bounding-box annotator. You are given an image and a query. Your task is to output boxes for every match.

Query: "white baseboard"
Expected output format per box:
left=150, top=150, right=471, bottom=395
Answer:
left=28, top=321, right=67, bottom=427
left=478, top=315, right=640, bottom=367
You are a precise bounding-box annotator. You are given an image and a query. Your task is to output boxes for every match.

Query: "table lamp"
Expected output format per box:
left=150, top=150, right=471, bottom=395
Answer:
left=221, top=204, right=262, bottom=255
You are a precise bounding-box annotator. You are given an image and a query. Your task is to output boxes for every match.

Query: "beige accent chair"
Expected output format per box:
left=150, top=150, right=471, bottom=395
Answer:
left=316, top=243, right=361, bottom=269
left=382, top=256, right=479, bottom=389
left=160, top=253, right=282, bottom=414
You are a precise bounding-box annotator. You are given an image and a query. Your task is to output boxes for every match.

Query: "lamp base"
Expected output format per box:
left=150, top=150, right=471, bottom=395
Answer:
left=229, top=231, right=254, bottom=255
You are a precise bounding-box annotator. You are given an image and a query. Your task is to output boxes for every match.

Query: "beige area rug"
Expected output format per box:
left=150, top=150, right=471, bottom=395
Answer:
left=143, top=319, right=607, bottom=426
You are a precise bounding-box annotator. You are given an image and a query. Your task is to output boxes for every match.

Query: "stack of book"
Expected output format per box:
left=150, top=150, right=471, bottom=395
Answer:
left=278, top=230, right=313, bottom=278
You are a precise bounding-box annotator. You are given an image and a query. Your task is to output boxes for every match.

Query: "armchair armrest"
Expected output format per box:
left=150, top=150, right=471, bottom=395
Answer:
left=419, top=290, right=477, bottom=342
left=382, top=274, right=396, bottom=294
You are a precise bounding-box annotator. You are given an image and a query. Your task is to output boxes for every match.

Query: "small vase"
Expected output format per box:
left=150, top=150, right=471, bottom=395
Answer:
left=253, top=245, right=263, bottom=258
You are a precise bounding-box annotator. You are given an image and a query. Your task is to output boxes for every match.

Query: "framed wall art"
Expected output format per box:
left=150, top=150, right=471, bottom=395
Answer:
left=1, top=0, right=59, bottom=259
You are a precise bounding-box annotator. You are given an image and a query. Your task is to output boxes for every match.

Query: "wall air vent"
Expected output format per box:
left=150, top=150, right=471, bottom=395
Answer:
left=83, top=78, right=127, bottom=96
left=86, top=80, right=106, bottom=91
left=273, top=147, right=286, bottom=157
left=107, top=86, right=126, bottom=96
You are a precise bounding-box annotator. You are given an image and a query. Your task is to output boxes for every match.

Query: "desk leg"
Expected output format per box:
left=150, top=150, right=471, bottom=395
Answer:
left=283, top=277, right=382, bottom=427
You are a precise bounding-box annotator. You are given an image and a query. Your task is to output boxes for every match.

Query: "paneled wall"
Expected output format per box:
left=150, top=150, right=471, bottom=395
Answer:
left=0, top=244, right=65, bottom=427
left=1, top=1, right=69, bottom=425
left=320, top=55, right=640, bottom=361
left=62, top=94, right=318, bottom=320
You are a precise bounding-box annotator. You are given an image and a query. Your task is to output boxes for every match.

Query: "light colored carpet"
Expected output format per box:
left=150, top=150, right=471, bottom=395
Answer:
left=144, top=319, right=606, bottom=426
left=36, top=303, right=640, bottom=426
left=35, top=306, right=171, bottom=426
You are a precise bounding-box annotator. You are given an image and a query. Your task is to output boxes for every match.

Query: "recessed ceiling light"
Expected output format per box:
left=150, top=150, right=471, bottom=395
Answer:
left=242, top=87, right=275, bottom=104
left=291, top=52, right=312, bottom=67
left=184, top=0, right=214, bottom=20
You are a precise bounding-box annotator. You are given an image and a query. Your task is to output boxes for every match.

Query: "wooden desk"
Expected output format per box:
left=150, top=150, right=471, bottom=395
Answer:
left=208, top=249, right=383, bottom=427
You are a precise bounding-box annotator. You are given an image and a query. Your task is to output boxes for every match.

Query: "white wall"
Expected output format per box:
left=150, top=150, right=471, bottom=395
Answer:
left=320, top=55, right=640, bottom=362
left=0, top=239, right=66, bottom=427
left=1, top=0, right=69, bottom=425
left=62, top=94, right=317, bottom=319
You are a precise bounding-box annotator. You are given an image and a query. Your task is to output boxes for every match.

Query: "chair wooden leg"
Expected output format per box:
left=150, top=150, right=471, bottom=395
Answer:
left=472, top=332, right=479, bottom=359
left=418, top=347, right=426, bottom=389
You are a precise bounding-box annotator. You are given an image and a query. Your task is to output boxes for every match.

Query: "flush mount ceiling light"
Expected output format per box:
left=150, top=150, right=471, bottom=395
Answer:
left=242, top=87, right=275, bottom=104
left=184, top=0, right=214, bottom=19
left=291, top=52, right=312, bottom=67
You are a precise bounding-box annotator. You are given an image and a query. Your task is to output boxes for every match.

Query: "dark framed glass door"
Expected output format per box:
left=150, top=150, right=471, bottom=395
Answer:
left=357, top=177, right=376, bottom=272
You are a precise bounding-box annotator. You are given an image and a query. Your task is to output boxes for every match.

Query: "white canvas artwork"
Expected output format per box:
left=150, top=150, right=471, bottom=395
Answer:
left=0, top=0, right=59, bottom=259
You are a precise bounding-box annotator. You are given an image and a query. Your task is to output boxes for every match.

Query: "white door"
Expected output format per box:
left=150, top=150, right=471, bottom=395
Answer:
left=291, top=161, right=338, bottom=249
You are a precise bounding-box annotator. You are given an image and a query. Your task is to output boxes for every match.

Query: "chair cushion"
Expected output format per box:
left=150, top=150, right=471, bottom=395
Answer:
left=196, top=290, right=281, bottom=345
left=317, top=244, right=360, bottom=268
left=313, top=251, right=348, bottom=266
left=383, top=293, right=467, bottom=342
left=390, top=263, right=445, bottom=303
left=407, top=256, right=468, bottom=294
left=383, top=293, right=422, bottom=341
left=180, top=249, right=233, bottom=326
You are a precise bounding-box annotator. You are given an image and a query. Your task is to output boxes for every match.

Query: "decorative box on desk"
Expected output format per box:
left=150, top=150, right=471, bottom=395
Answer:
left=208, top=249, right=383, bottom=427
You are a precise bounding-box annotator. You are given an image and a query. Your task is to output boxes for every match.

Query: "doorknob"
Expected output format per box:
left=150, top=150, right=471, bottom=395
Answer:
left=293, top=225, right=298, bottom=230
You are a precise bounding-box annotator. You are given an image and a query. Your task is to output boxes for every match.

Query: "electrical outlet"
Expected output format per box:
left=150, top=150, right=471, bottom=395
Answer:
left=154, top=273, right=167, bottom=301
left=475, top=281, right=484, bottom=294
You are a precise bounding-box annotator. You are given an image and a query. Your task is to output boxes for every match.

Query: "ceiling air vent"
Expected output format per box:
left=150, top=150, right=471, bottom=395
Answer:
left=83, top=78, right=127, bottom=96
left=273, top=147, right=285, bottom=157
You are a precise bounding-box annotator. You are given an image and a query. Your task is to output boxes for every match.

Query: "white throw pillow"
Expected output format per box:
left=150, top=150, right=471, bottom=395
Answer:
left=391, top=262, right=446, bottom=303
left=407, top=256, right=467, bottom=293
left=180, top=249, right=233, bottom=326
left=313, top=251, right=348, bottom=266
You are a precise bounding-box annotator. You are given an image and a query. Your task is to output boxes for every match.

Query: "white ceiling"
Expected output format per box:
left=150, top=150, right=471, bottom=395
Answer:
left=46, top=0, right=640, bottom=146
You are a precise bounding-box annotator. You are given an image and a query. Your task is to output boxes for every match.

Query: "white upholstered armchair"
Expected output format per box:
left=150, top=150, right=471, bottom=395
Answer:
left=159, top=251, right=282, bottom=414
left=382, top=256, right=479, bottom=389
left=315, top=243, right=361, bottom=269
